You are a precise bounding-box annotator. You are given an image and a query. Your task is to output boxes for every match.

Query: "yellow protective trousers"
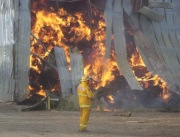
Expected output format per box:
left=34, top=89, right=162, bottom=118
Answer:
left=80, top=107, right=91, bottom=131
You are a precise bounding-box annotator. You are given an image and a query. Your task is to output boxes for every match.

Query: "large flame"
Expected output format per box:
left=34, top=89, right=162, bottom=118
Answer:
left=129, top=47, right=170, bottom=101
left=30, top=1, right=170, bottom=101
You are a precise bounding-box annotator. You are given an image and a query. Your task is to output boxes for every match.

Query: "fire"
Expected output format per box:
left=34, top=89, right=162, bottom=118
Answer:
left=106, top=95, right=115, bottom=104
left=130, top=47, right=146, bottom=67
left=36, top=89, right=46, bottom=97
left=30, top=55, right=42, bottom=73
left=30, top=1, right=171, bottom=103
left=30, top=6, right=93, bottom=95
left=129, top=46, right=171, bottom=101
left=84, top=18, right=120, bottom=89
left=84, top=56, right=119, bottom=89
left=29, top=85, right=46, bottom=96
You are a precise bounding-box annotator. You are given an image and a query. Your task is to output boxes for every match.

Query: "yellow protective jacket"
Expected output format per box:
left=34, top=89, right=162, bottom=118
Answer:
left=77, top=81, right=94, bottom=108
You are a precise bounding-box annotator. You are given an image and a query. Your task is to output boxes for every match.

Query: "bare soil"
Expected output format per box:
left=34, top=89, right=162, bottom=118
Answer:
left=0, top=102, right=180, bottom=137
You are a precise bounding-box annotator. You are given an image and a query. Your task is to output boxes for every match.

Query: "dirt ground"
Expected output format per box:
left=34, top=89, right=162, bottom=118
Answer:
left=0, top=102, right=180, bottom=137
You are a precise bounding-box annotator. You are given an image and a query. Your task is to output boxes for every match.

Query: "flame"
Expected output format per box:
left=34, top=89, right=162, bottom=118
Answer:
left=94, top=106, right=113, bottom=112
left=84, top=19, right=120, bottom=89
left=130, top=49, right=171, bottom=100
left=130, top=48, right=146, bottom=67
left=106, top=95, right=115, bottom=104
left=30, top=1, right=171, bottom=102
left=29, top=85, right=46, bottom=96
left=30, top=55, right=42, bottom=73
left=30, top=7, right=92, bottom=95
left=36, top=89, right=46, bottom=97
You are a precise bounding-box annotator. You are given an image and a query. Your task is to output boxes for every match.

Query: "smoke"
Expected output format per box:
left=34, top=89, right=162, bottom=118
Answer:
left=108, top=87, right=180, bottom=110
left=97, top=75, right=180, bottom=110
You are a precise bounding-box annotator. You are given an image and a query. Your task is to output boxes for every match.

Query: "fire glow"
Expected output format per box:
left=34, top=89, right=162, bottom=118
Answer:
left=30, top=1, right=170, bottom=102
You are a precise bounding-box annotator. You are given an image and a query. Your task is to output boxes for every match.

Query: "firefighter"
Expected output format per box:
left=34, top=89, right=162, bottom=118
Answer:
left=77, top=75, right=94, bottom=132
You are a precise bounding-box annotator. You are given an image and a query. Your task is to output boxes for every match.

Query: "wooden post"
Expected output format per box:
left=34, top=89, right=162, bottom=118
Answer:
left=47, top=96, right=51, bottom=110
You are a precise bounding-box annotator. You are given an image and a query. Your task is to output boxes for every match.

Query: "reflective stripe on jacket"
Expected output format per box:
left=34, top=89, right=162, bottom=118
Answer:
left=77, top=81, right=94, bottom=108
